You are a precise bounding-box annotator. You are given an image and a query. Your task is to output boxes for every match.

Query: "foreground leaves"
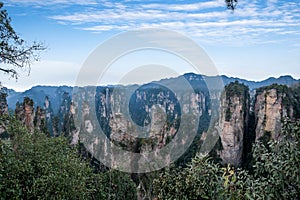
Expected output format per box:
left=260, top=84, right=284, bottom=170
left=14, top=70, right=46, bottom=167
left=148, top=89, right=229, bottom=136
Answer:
left=153, top=119, right=300, bottom=200
left=0, top=116, right=136, bottom=199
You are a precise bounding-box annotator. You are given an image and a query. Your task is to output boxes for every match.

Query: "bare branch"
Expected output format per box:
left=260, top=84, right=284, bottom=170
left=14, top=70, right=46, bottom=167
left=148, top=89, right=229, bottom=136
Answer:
left=0, top=67, right=17, bottom=78
left=0, top=3, right=46, bottom=79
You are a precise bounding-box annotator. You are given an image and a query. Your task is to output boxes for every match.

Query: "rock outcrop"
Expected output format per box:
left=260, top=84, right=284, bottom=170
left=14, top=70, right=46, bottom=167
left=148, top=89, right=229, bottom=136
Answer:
left=217, top=82, right=249, bottom=167
left=65, top=84, right=208, bottom=175
left=255, top=85, right=294, bottom=141
left=214, top=83, right=299, bottom=167
left=34, top=106, right=46, bottom=132
left=14, top=97, right=49, bottom=133
left=44, top=96, right=54, bottom=133
left=0, top=87, right=8, bottom=116
left=0, top=86, right=8, bottom=135
left=15, top=97, right=35, bottom=132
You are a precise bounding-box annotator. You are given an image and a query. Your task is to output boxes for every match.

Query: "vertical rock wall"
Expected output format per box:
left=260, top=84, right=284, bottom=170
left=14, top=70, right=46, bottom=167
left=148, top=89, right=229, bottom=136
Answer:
left=217, top=82, right=249, bottom=167
left=255, top=87, right=293, bottom=141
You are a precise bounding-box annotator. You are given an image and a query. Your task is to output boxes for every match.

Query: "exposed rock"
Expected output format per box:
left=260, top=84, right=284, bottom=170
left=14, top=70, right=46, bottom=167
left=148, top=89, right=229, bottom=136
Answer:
left=217, top=82, right=249, bottom=167
left=14, top=97, right=47, bottom=133
left=0, top=86, right=8, bottom=135
left=44, top=96, right=54, bottom=135
left=58, top=92, right=72, bottom=132
left=64, top=102, right=79, bottom=144
left=67, top=84, right=207, bottom=175
left=109, top=112, right=138, bottom=151
left=255, top=87, right=293, bottom=141
left=34, top=106, right=47, bottom=132
left=0, top=87, right=8, bottom=116
left=15, top=97, right=35, bottom=132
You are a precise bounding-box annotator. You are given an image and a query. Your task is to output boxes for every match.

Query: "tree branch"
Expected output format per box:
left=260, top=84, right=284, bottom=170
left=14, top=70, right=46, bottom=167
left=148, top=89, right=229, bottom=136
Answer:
left=0, top=3, right=46, bottom=79
left=0, top=67, right=17, bottom=78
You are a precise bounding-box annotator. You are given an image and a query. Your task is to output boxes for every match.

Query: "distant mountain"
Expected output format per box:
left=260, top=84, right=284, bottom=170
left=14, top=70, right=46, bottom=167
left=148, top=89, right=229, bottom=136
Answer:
left=151, top=73, right=300, bottom=92
left=7, top=85, right=72, bottom=114
left=220, top=74, right=300, bottom=90
left=5, top=73, right=300, bottom=113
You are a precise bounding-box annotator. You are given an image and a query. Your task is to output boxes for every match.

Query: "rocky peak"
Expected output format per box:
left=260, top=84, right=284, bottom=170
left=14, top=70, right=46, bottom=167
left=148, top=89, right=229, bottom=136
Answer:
left=14, top=97, right=48, bottom=133
left=217, top=82, right=250, bottom=167
left=255, top=84, right=294, bottom=141
left=34, top=106, right=47, bottom=132
left=0, top=86, right=8, bottom=116
left=0, top=86, right=8, bottom=135
left=15, top=97, right=35, bottom=132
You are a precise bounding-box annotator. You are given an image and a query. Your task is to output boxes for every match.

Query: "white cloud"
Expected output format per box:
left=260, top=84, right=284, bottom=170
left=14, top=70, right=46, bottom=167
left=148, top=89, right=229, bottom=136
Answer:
left=141, top=0, right=223, bottom=11
left=82, top=25, right=130, bottom=31
left=8, top=0, right=300, bottom=46
left=51, top=9, right=170, bottom=23
left=8, top=0, right=98, bottom=6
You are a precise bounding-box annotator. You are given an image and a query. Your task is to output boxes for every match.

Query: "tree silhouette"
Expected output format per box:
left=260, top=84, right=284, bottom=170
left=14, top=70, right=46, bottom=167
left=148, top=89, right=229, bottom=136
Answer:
left=225, top=0, right=238, bottom=11
left=0, top=2, right=45, bottom=79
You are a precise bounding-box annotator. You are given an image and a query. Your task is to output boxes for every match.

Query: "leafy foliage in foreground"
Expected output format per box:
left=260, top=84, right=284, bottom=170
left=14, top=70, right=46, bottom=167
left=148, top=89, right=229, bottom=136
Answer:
left=1, top=116, right=299, bottom=199
left=153, top=119, right=300, bottom=200
left=0, top=116, right=136, bottom=199
left=252, top=119, right=300, bottom=199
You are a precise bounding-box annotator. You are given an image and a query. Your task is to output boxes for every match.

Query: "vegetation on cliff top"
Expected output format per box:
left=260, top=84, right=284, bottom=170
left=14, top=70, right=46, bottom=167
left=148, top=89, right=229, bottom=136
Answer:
left=224, top=81, right=249, bottom=122
left=225, top=81, right=249, bottom=99
left=255, top=83, right=300, bottom=119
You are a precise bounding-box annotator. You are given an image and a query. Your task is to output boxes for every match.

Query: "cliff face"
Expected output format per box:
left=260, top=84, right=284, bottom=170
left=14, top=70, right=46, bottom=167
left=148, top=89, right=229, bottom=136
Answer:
left=34, top=106, right=46, bottom=132
left=0, top=89, right=8, bottom=116
left=66, top=84, right=209, bottom=173
left=0, top=87, right=8, bottom=135
left=4, top=77, right=298, bottom=170
left=255, top=86, right=294, bottom=141
left=217, top=82, right=249, bottom=167
left=43, top=96, right=54, bottom=135
left=105, top=86, right=207, bottom=148
left=215, top=83, right=299, bottom=167
left=13, top=97, right=48, bottom=133
left=15, top=97, right=35, bottom=132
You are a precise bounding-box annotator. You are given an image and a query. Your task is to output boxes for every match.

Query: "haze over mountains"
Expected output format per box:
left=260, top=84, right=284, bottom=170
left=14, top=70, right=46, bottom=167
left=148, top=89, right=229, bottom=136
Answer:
left=6, top=73, right=300, bottom=112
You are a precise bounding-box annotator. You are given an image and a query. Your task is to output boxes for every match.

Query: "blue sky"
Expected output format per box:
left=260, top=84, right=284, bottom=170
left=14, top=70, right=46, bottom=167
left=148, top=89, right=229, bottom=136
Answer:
left=1, top=0, right=300, bottom=91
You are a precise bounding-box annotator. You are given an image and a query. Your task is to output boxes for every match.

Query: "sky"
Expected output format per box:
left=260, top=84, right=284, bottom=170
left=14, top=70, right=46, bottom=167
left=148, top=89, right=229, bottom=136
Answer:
left=1, top=0, right=300, bottom=91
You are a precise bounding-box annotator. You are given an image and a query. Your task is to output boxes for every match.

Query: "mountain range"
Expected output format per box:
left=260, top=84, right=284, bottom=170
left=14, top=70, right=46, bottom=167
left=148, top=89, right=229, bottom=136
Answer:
left=6, top=73, right=299, bottom=113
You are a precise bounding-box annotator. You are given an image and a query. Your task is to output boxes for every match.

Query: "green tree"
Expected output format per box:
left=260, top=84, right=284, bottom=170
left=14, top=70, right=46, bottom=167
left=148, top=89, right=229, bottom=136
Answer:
left=153, top=154, right=224, bottom=200
left=252, top=119, right=300, bottom=199
left=152, top=119, right=300, bottom=199
left=0, top=2, right=45, bottom=79
left=96, top=170, right=137, bottom=200
left=0, top=115, right=137, bottom=199
left=0, top=117, right=95, bottom=199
